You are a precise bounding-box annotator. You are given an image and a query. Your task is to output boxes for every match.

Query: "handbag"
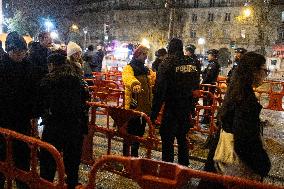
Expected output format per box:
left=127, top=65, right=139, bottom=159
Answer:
left=213, top=129, right=240, bottom=165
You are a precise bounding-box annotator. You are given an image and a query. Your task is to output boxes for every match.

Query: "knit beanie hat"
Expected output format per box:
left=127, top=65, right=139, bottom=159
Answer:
left=5, top=31, right=27, bottom=52
left=67, top=41, right=82, bottom=57
left=133, top=45, right=149, bottom=58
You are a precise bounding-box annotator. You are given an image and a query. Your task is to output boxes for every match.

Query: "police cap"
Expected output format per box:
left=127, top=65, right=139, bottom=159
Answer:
left=207, top=49, right=219, bottom=56
left=234, top=48, right=247, bottom=54
left=185, top=44, right=196, bottom=53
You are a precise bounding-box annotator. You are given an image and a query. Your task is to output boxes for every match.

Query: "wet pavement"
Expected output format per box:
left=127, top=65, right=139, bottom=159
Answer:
left=77, top=108, right=284, bottom=188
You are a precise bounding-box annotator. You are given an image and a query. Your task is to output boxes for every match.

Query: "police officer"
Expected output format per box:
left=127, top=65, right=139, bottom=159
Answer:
left=201, top=49, right=220, bottom=124
left=226, top=47, right=247, bottom=84
left=151, top=38, right=200, bottom=166
left=38, top=53, right=89, bottom=189
left=185, top=44, right=201, bottom=74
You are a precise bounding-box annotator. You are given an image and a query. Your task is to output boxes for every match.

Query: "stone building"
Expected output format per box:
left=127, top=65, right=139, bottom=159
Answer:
left=66, top=0, right=283, bottom=56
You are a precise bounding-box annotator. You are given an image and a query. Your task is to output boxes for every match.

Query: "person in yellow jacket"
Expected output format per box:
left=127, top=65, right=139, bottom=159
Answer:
left=122, top=45, right=155, bottom=157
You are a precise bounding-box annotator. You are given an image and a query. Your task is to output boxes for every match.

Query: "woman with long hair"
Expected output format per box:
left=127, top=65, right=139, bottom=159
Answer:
left=217, top=52, right=271, bottom=179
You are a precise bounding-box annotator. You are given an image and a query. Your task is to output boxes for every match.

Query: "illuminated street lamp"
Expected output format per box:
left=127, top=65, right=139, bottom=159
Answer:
left=83, top=27, right=88, bottom=50
left=45, top=20, right=53, bottom=32
left=198, top=37, right=205, bottom=55
left=243, top=7, right=252, bottom=18
left=71, top=24, right=79, bottom=31
left=141, top=38, right=150, bottom=48
left=50, top=31, right=58, bottom=39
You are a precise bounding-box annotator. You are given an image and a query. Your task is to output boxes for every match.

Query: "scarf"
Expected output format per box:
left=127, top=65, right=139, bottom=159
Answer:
left=129, top=58, right=149, bottom=76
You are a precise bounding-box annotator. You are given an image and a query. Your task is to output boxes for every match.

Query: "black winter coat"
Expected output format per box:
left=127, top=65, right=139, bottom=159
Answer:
left=28, top=42, right=51, bottom=81
left=202, top=60, right=220, bottom=84
left=38, top=64, right=89, bottom=135
left=220, top=88, right=271, bottom=177
left=0, top=54, right=37, bottom=134
left=151, top=54, right=200, bottom=120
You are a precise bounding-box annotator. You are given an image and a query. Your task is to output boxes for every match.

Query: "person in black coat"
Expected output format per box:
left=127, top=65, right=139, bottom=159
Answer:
left=152, top=48, right=167, bottom=72
left=198, top=52, right=271, bottom=188
left=226, top=48, right=247, bottom=85
left=38, top=53, right=89, bottom=189
left=92, top=45, right=104, bottom=72
left=0, top=31, right=37, bottom=189
left=28, top=32, right=52, bottom=81
left=201, top=49, right=220, bottom=124
left=151, top=38, right=200, bottom=166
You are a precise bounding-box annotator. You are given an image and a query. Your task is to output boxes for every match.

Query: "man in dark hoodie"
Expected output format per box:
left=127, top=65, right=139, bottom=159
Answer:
left=28, top=32, right=52, bottom=80
left=151, top=38, right=200, bottom=166
left=0, top=31, right=37, bottom=189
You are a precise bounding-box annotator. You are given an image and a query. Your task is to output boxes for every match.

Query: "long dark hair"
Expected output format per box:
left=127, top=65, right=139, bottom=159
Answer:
left=219, top=52, right=266, bottom=116
left=167, top=38, right=184, bottom=58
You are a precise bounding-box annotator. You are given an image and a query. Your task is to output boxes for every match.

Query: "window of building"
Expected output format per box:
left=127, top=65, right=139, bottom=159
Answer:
left=190, top=30, right=197, bottom=38
left=208, top=13, right=214, bottom=21
left=208, top=29, right=213, bottom=38
left=241, top=29, right=246, bottom=38
left=225, top=13, right=231, bottom=21
left=223, top=29, right=229, bottom=38
left=210, top=0, right=215, bottom=7
left=194, top=0, right=199, bottom=8
left=279, top=31, right=284, bottom=39
left=192, top=14, right=197, bottom=22
left=282, top=11, right=284, bottom=22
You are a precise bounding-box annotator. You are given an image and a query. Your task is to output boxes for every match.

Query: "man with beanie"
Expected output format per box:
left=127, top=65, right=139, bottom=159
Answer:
left=37, top=53, right=89, bottom=189
left=0, top=31, right=37, bottom=189
left=122, top=45, right=155, bottom=157
left=151, top=38, right=200, bottom=166
left=28, top=32, right=52, bottom=80
left=152, top=48, right=167, bottom=72
left=226, top=47, right=247, bottom=84
left=201, top=49, right=220, bottom=124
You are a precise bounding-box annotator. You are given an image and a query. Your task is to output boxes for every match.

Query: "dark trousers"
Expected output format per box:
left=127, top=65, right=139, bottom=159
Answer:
left=123, top=117, right=146, bottom=157
left=40, top=124, right=84, bottom=189
left=0, top=120, right=31, bottom=189
left=160, top=108, right=191, bottom=166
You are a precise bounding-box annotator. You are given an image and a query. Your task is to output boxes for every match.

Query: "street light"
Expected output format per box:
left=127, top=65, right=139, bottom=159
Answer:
left=83, top=27, right=88, bottom=50
left=71, top=24, right=79, bottom=31
left=243, top=7, right=252, bottom=18
left=45, top=20, right=53, bottom=32
left=198, top=37, right=206, bottom=55
left=50, top=31, right=58, bottom=39
left=141, top=38, right=150, bottom=48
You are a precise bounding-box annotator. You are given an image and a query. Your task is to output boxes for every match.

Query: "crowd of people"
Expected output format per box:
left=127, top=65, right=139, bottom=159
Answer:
left=0, top=30, right=271, bottom=188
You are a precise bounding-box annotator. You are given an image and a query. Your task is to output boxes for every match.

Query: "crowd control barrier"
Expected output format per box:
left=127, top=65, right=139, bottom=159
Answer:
left=81, top=155, right=284, bottom=189
left=0, top=128, right=66, bottom=189
left=81, top=102, right=159, bottom=165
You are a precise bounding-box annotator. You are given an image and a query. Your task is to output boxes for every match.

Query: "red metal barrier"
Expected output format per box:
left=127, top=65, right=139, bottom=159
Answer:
left=82, top=155, right=284, bottom=189
left=81, top=102, right=159, bottom=165
left=255, top=80, right=284, bottom=111
left=191, top=90, right=218, bottom=135
left=0, top=128, right=66, bottom=189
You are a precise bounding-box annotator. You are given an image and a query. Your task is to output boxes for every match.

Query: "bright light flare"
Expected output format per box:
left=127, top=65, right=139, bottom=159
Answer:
left=50, top=31, right=58, bottom=39
left=141, top=38, right=150, bottom=48
left=198, top=38, right=205, bottom=45
left=243, top=8, right=252, bottom=18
